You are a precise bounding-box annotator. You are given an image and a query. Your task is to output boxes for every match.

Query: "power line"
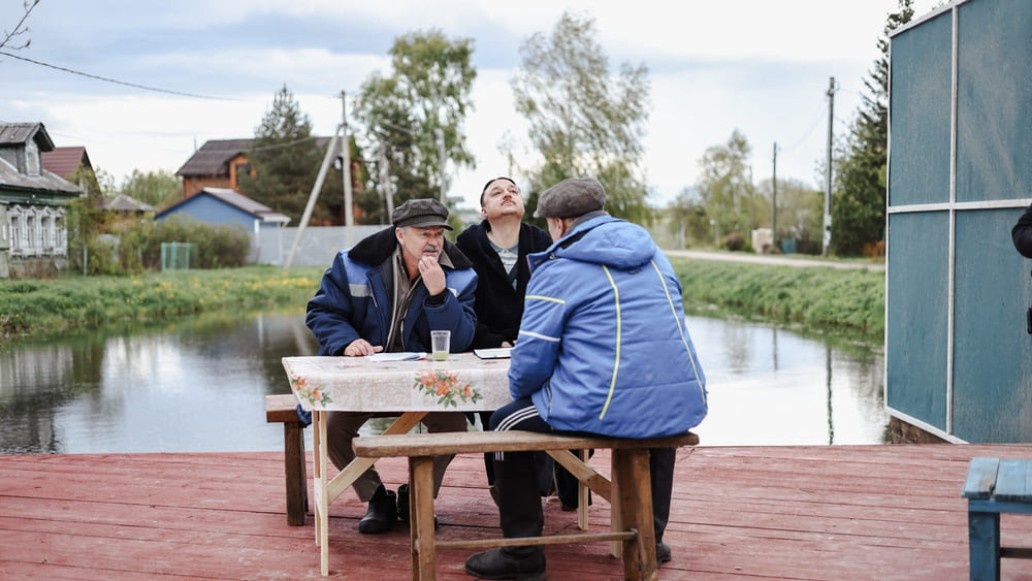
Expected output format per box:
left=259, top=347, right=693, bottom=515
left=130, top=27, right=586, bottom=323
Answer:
left=0, top=50, right=243, bottom=101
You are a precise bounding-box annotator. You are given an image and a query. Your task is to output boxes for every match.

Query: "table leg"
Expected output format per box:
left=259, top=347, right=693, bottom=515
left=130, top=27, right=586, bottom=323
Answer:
left=310, top=411, right=429, bottom=577
left=315, top=410, right=330, bottom=576
left=968, top=510, right=1000, bottom=581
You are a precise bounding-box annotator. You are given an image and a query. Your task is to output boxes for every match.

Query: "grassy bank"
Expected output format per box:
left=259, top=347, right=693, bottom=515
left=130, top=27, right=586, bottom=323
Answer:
left=1, top=259, right=885, bottom=343
left=670, top=258, right=884, bottom=341
left=0, top=265, right=324, bottom=342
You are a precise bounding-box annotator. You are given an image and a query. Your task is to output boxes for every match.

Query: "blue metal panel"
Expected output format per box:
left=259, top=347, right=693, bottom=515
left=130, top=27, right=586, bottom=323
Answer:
left=888, top=10, right=953, bottom=207
left=155, top=195, right=254, bottom=231
left=886, top=212, right=950, bottom=429
left=953, top=208, right=1032, bottom=442
left=956, top=0, right=1032, bottom=201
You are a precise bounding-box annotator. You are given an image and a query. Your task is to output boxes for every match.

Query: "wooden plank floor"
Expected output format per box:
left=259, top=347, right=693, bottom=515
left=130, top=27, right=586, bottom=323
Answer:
left=4, top=444, right=1032, bottom=580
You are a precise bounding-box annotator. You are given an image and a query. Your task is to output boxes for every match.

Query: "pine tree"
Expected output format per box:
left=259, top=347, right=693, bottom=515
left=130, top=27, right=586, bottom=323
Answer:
left=832, top=0, right=915, bottom=256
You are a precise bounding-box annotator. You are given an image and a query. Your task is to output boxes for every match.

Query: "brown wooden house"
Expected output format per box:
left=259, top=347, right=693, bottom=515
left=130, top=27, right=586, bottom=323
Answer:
left=175, top=139, right=254, bottom=200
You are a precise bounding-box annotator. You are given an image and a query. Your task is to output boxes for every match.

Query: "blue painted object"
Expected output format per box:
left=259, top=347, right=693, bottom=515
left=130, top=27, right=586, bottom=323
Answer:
left=962, top=457, right=1032, bottom=580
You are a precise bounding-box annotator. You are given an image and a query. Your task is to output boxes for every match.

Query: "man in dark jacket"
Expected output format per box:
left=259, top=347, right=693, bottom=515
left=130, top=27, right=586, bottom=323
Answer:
left=456, top=177, right=555, bottom=497
left=306, top=198, right=478, bottom=534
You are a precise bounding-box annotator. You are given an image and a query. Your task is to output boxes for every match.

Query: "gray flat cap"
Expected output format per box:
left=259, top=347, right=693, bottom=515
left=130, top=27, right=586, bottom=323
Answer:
left=533, top=178, right=606, bottom=219
left=392, top=198, right=453, bottom=230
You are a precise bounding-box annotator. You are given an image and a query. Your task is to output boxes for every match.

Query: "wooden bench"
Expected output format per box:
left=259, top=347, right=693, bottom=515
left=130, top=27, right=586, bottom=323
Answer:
left=265, top=394, right=309, bottom=526
left=962, top=457, right=1032, bottom=580
left=353, top=429, right=699, bottom=581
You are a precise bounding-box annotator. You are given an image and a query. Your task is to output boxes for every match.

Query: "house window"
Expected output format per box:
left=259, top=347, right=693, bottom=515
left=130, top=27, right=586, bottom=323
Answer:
left=10, top=214, right=21, bottom=254
left=41, top=215, right=52, bottom=251
left=27, top=214, right=38, bottom=255
left=55, top=214, right=66, bottom=255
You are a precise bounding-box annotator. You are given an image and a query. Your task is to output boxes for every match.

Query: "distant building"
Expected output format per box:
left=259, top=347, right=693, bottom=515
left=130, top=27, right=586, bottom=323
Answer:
left=42, top=146, right=93, bottom=182
left=175, top=137, right=335, bottom=200
left=175, top=139, right=255, bottom=200
left=154, top=187, right=289, bottom=263
left=0, top=123, right=83, bottom=279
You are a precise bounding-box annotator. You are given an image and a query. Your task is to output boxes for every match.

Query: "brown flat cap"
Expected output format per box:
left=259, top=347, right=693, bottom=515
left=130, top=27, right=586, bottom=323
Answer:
left=392, top=198, right=453, bottom=230
left=533, top=178, right=606, bottom=219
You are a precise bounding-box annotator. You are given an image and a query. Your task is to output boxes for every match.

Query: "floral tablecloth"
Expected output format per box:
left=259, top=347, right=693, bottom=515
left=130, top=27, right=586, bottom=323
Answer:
left=282, top=353, right=513, bottom=412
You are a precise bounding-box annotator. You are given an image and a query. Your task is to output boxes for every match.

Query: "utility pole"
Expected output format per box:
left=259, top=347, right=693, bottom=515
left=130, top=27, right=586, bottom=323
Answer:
left=378, top=139, right=394, bottom=217
left=435, top=127, right=447, bottom=205
left=772, top=142, right=778, bottom=253
left=340, top=90, right=354, bottom=229
left=823, top=76, right=836, bottom=257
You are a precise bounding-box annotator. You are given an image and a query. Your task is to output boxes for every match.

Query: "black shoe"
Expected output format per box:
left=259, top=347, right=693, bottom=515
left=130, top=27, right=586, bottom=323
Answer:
left=397, top=484, right=439, bottom=529
left=358, top=485, right=397, bottom=534
left=464, top=548, right=546, bottom=581
left=656, top=541, right=672, bottom=565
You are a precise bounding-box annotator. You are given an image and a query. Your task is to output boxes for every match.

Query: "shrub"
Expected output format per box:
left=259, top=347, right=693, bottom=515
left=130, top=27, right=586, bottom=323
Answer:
left=117, top=218, right=252, bottom=271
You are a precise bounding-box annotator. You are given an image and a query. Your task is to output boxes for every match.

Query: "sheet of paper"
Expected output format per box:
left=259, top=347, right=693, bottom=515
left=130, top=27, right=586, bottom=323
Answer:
left=366, top=352, right=425, bottom=362
left=474, top=347, right=512, bottom=359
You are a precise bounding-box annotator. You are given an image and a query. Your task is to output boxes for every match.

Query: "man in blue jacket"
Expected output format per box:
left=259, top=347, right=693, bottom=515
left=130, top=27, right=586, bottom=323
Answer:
left=464, top=178, right=708, bottom=580
left=306, top=198, right=478, bottom=534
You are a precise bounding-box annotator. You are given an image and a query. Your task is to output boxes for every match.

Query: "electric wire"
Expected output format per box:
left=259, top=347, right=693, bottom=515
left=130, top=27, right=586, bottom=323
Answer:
left=0, top=50, right=242, bottom=101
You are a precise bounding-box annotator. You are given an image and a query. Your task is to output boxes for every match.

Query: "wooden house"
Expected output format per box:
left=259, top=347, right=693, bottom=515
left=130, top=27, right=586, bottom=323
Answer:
left=175, top=139, right=254, bottom=199
left=0, top=123, right=83, bottom=279
left=41, top=146, right=94, bottom=182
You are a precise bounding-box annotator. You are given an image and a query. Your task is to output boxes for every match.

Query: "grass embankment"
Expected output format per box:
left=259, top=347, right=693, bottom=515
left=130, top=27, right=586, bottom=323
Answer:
left=0, top=265, right=325, bottom=342
left=670, top=258, right=885, bottom=342
left=0, top=259, right=885, bottom=343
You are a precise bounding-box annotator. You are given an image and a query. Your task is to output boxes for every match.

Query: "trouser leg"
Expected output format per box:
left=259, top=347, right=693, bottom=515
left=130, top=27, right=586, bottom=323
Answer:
left=421, top=411, right=468, bottom=498
left=650, top=447, right=676, bottom=542
left=326, top=411, right=381, bottom=502
left=489, top=398, right=550, bottom=556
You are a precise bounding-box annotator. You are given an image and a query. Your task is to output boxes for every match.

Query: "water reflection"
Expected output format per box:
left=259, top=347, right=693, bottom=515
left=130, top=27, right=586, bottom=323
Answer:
left=0, top=312, right=888, bottom=454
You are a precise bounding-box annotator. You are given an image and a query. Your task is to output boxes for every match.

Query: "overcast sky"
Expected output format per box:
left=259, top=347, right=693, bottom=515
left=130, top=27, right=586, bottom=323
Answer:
left=0, top=0, right=943, bottom=212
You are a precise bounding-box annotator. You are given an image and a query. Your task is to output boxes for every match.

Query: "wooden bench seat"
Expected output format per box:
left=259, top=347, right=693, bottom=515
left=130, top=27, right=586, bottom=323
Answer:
left=265, top=394, right=309, bottom=526
left=354, top=429, right=699, bottom=581
left=962, top=456, right=1032, bottom=580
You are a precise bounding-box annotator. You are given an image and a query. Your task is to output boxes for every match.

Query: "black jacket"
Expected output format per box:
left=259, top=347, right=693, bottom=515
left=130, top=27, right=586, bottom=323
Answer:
left=1013, top=202, right=1032, bottom=258
left=455, top=220, right=552, bottom=348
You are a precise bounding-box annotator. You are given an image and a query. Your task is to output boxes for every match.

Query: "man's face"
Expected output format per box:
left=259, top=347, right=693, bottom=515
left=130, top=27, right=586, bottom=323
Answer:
left=481, top=179, right=524, bottom=221
left=396, top=225, right=445, bottom=263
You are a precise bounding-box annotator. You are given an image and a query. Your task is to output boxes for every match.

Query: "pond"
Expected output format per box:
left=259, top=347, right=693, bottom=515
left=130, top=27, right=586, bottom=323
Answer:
left=0, top=311, right=888, bottom=454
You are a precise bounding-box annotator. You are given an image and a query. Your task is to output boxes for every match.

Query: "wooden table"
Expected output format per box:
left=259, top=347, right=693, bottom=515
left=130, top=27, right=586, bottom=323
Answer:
left=282, top=353, right=513, bottom=576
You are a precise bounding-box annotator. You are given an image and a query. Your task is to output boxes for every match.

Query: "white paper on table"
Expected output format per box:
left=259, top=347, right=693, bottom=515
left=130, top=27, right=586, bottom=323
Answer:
left=366, top=352, right=425, bottom=362
left=473, top=347, right=512, bottom=359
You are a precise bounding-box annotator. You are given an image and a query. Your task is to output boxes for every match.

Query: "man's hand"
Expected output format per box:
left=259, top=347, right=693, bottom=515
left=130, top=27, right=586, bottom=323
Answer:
left=343, top=339, right=383, bottom=357
left=418, top=255, right=446, bottom=296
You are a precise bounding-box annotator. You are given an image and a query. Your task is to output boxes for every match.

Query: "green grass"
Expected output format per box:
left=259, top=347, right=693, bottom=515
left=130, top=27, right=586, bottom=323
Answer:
left=1, top=259, right=885, bottom=344
left=671, top=258, right=884, bottom=341
left=0, top=265, right=325, bottom=342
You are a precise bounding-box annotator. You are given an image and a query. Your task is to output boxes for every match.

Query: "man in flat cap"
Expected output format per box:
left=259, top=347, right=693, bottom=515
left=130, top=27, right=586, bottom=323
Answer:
left=465, top=178, right=708, bottom=579
left=307, top=198, right=477, bottom=534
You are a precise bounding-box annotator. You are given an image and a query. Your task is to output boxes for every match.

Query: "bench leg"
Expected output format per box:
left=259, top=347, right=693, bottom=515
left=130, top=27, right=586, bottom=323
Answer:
left=968, top=510, right=1000, bottom=581
left=613, top=449, right=657, bottom=581
left=283, top=421, right=309, bottom=526
left=411, top=456, right=437, bottom=581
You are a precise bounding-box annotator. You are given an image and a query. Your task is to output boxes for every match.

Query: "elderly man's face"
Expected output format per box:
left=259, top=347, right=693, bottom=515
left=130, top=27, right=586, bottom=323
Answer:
left=396, top=225, right=445, bottom=263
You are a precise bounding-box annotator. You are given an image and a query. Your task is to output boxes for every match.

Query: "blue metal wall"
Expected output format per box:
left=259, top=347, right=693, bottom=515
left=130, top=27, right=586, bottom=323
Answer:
left=887, top=0, right=1032, bottom=442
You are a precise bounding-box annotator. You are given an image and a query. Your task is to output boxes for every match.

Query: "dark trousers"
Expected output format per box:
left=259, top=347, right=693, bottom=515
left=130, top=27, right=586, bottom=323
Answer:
left=488, top=398, right=675, bottom=554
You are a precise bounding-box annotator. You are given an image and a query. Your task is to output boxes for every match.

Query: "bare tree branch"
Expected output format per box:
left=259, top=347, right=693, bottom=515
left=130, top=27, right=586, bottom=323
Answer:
left=1, top=0, right=41, bottom=52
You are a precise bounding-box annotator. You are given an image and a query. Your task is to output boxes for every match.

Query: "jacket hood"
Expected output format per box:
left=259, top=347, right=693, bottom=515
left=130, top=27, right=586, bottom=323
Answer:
left=548, top=215, right=657, bottom=270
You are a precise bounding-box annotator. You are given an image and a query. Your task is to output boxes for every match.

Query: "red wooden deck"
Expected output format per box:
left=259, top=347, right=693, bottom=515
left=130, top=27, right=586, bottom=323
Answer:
left=3, top=444, right=1032, bottom=580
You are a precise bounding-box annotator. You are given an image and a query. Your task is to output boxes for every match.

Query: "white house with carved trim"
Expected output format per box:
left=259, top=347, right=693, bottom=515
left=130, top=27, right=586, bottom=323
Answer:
left=0, top=123, right=83, bottom=278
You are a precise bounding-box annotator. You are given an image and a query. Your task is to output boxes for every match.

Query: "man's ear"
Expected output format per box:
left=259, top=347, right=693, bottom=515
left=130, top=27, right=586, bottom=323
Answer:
left=481, top=206, right=488, bottom=219
left=395, top=226, right=405, bottom=244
